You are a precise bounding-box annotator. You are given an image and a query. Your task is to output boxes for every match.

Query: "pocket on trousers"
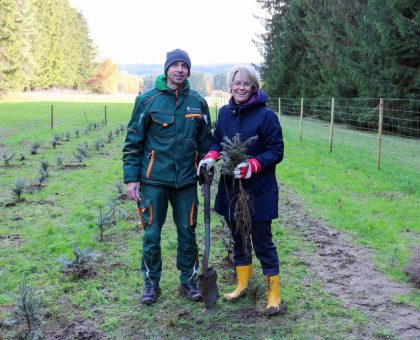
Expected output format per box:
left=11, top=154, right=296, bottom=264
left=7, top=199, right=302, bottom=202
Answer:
left=139, top=199, right=153, bottom=227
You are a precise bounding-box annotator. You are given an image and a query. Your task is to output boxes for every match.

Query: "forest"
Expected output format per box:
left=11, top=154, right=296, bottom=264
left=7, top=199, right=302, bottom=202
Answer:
left=1, top=0, right=419, bottom=99
left=0, top=0, right=95, bottom=93
left=257, top=0, right=420, bottom=99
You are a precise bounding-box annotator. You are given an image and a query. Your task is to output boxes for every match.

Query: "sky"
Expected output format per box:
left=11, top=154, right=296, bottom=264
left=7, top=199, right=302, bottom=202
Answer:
left=68, top=0, right=266, bottom=65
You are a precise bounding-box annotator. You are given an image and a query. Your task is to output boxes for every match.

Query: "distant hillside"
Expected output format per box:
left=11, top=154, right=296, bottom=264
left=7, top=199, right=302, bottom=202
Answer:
left=118, top=63, right=244, bottom=77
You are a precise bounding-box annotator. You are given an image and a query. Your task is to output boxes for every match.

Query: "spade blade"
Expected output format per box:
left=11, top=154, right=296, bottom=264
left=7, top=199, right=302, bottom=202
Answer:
left=198, top=267, right=219, bottom=309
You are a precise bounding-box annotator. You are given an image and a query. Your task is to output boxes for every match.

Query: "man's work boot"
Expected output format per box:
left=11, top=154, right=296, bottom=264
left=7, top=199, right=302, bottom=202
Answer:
left=179, top=283, right=202, bottom=302
left=223, top=264, right=252, bottom=302
left=265, top=275, right=287, bottom=316
left=141, top=285, right=160, bottom=305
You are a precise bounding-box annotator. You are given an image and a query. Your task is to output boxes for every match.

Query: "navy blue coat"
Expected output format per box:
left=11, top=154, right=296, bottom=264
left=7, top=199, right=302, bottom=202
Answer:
left=211, top=90, right=284, bottom=221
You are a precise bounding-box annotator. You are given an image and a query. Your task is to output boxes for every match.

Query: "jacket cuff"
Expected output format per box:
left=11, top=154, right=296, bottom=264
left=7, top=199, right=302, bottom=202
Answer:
left=203, top=150, right=220, bottom=160
left=124, top=176, right=139, bottom=184
left=248, top=158, right=261, bottom=175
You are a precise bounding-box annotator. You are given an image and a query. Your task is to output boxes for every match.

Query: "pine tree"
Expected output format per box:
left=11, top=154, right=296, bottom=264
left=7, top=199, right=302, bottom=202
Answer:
left=0, top=0, right=96, bottom=92
left=257, top=0, right=420, bottom=99
left=0, top=0, right=25, bottom=92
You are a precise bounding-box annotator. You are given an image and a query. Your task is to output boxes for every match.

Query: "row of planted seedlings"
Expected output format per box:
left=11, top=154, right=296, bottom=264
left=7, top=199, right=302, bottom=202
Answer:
left=1, top=180, right=136, bottom=339
left=0, top=121, right=126, bottom=207
left=1, top=128, right=269, bottom=338
left=1, top=179, right=243, bottom=339
left=1, top=116, right=136, bottom=338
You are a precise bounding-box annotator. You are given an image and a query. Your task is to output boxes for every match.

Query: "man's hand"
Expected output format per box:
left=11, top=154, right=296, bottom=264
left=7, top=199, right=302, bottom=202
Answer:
left=233, top=158, right=261, bottom=179
left=126, top=182, right=140, bottom=201
left=197, top=150, right=220, bottom=176
left=197, top=158, right=215, bottom=176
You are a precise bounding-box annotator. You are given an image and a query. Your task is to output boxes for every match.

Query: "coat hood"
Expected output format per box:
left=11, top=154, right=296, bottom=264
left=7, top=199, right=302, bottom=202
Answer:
left=154, top=74, right=190, bottom=93
left=229, top=89, right=268, bottom=110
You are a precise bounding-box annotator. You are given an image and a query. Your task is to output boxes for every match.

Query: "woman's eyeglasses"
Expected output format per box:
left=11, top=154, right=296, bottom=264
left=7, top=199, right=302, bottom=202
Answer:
left=232, top=81, right=253, bottom=89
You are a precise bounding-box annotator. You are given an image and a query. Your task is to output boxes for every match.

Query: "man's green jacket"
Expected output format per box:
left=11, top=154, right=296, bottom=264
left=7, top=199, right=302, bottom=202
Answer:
left=123, top=74, right=212, bottom=188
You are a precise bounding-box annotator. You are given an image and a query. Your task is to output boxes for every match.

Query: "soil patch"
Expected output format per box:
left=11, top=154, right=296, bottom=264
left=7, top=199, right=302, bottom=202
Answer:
left=0, top=234, right=23, bottom=248
left=279, top=183, right=420, bottom=338
left=43, top=317, right=104, bottom=340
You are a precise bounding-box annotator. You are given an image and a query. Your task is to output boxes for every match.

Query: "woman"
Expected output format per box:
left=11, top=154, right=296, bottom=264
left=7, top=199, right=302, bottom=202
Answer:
left=198, top=64, right=285, bottom=315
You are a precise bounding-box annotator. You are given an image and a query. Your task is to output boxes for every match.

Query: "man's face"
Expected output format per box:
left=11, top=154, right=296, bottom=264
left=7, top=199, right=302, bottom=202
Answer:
left=166, top=61, right=189, bottom=89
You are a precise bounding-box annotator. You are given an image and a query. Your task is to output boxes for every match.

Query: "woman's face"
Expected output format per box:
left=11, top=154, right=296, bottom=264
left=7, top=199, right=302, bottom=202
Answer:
left=230, top=71, right=254, bottom=104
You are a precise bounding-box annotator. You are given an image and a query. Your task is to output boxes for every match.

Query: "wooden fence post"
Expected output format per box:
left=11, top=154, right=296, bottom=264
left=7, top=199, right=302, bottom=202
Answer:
left=299, top=98, right=304, bottom=141
left=329, top=98, right=335, bottom=153
left=377, top=98, right=384, bottom=170
left=104, top=105, right=107, bottom=126
left=50, top=105, right=54, bottom=130
left=278, top=98, right=281, bottom=119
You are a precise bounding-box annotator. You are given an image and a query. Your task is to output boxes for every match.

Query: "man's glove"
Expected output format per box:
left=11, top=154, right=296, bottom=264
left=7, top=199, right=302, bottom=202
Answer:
left=197, top=150, right=220, bottom=176
left=233, top=158, right=261, bottom=179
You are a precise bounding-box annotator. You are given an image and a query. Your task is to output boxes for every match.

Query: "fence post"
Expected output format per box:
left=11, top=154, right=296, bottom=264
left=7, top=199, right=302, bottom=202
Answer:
left=299, top=98, right=304, bottom=141
left=104, top=105, right=107, bottom=126
left=329, top=98, right=335, bottom=153
left=278, top=98, right=281, bottom=119
left=50, top=105, right=54, bottom=130
left=377, top=98, right=384, bottom=170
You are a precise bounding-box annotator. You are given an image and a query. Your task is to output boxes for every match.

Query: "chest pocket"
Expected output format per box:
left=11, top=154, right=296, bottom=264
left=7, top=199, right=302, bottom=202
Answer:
left=150, top=111, right=175, bottom=139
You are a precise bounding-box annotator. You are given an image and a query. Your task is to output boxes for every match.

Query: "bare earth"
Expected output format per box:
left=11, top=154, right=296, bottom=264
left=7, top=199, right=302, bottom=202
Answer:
left=279, top=183, right=420, bottom=339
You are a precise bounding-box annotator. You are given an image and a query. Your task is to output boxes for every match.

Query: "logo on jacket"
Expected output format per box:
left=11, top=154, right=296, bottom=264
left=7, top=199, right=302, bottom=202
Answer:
left=187, top=107, right=201, bottom=113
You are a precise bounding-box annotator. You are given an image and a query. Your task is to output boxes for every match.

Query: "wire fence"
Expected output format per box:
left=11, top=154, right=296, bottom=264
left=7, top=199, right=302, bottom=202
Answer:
left=264, top=97, right=420, bottom=170
left=271, top=98, right=419, bottom=138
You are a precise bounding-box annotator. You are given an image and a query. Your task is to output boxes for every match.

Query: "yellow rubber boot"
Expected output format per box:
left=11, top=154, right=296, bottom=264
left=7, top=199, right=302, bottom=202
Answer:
left=265, top=275, right=287, bottom=316
left=223, top=265, right=252, bottom=301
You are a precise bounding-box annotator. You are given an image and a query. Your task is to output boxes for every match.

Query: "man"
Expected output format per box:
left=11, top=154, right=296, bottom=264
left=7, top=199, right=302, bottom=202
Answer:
left=123, top=49, right=212, bottom=305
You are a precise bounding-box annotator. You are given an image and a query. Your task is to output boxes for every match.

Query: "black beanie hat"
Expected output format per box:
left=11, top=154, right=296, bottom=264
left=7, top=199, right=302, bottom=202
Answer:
left=164, top=49, right=191, bottom=76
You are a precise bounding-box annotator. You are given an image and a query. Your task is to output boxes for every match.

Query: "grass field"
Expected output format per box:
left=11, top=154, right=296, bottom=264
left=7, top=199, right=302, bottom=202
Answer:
left=278, top=116, right=420, bottom=281
left=0, top=101, right=418, bottom=338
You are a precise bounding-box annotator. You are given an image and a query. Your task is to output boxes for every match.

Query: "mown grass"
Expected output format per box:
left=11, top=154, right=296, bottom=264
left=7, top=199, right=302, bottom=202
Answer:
left=0, top=101, right=415, bottom=338
left=278, top=116, right=420, bottom=284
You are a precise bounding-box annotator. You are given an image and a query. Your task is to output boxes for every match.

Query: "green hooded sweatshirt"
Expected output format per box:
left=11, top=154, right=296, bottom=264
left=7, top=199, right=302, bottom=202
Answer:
left=123, top=74, right=212, bottom=188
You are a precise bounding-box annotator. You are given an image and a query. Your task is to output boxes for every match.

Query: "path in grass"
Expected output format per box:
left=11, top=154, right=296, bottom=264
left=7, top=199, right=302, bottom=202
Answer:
left=279, top=183, right=420, bottom=338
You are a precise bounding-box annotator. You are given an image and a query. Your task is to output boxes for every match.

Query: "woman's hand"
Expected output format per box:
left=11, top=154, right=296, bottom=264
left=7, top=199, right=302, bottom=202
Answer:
left=234, top=158, right=261, bottom=179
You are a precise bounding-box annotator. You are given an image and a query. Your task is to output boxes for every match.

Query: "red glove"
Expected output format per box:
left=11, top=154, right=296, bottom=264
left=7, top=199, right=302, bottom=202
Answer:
left=197, top=150, right=220, bottom=176
left=234, top=158, right=261, bottom=179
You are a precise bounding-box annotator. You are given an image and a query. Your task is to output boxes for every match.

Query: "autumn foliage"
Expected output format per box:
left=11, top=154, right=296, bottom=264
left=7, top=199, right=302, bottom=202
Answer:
left=85, top=59, right=118, bottom=94
left=85, top=59, right=142, bottom=94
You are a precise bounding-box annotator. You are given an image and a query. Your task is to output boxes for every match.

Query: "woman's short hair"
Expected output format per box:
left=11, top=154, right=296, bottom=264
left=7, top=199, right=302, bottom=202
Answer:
left=226, top=64, right=260, bottom=91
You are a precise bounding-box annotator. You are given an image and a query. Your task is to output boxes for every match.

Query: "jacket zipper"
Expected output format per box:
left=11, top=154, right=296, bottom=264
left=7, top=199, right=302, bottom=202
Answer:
left=146, top=150, right=155, bottom=178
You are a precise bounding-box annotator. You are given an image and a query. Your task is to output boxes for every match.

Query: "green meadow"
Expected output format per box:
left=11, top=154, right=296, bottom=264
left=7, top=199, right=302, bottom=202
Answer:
left=278, top=116, right=420, bottom=281
left=0, top=101, right=418, bottom=339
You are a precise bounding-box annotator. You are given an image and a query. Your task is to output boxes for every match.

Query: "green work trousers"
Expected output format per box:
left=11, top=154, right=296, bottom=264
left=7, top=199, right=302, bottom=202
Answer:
left=138, top=183, right=199, bottom=287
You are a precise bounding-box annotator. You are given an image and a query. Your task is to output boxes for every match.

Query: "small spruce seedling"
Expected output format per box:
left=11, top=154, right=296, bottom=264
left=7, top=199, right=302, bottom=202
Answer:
left=11, top=179, right=26, bottom=202
left=58, top=243, right=101, bottom=278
